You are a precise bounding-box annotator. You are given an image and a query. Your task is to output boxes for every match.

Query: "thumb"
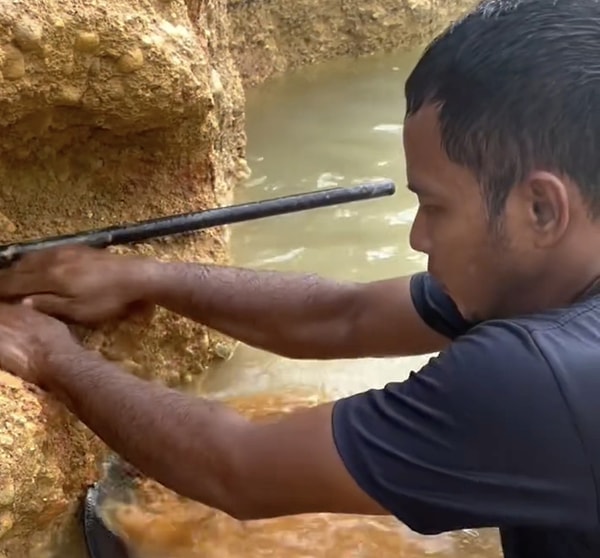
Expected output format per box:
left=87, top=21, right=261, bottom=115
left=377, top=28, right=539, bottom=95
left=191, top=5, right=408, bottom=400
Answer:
left=0, top=327, right=30, bottom=377
left=22, top=294, right=73, bottom=319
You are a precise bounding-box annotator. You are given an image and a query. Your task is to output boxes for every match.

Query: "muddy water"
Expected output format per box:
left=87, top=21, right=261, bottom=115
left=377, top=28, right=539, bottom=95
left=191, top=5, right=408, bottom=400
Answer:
left=200, top=49, right=435, bottom=401
left=104, top=393, right=500, bottom=558
left=102, top=51, right=503, bottom=557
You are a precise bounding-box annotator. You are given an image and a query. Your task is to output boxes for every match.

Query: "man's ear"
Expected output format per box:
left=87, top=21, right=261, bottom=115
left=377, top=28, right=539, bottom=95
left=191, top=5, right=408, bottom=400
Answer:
left=519, top=171, right=570, bottom=247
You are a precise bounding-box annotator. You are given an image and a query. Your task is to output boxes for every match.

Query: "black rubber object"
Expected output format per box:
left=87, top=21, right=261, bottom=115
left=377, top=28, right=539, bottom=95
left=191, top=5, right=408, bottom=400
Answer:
left=81, top=456, right=137, bottom=558
left=82, top=482, right=130, bottom=558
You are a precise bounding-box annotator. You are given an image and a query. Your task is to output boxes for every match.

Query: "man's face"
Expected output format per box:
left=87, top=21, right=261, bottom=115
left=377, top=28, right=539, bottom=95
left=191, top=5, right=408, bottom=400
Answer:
left=403, top=105, right=536, bottom=322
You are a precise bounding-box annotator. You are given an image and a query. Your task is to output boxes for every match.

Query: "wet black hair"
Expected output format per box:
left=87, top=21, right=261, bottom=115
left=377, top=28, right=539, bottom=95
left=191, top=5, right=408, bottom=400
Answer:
left=405, top=0, right=600, bottom=220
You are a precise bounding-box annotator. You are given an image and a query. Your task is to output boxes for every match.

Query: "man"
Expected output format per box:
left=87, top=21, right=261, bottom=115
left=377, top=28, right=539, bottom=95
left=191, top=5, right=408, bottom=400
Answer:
left=0, top=0, right=599, bottom=556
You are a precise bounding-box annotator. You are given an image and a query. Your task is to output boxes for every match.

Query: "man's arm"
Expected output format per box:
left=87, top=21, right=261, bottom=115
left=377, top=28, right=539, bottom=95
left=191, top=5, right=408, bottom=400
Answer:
left=45, top=346, right=388, bottom=519
left=0, top=247, right=455, bottom=359
left=42, top=312, right=594, bottom=532
left=144, top=262, right=451, bottom=359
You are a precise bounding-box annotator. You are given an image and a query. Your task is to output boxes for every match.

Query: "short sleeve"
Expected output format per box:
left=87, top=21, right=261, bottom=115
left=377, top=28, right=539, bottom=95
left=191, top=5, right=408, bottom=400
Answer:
left=331, top=320, right=596, bottom=535
left=409, top=272, right=475, bottom=339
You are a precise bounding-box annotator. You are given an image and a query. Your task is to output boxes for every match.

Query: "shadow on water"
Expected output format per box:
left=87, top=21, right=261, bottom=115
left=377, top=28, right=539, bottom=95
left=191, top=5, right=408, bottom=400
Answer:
left=78, top=50, right=503, bottom=558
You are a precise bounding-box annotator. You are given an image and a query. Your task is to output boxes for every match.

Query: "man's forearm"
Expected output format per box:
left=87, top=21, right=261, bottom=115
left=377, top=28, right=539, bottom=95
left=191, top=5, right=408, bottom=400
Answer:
left=146, top=262, right=362, bottom=359
left=45, top=346, right=247, bottom=514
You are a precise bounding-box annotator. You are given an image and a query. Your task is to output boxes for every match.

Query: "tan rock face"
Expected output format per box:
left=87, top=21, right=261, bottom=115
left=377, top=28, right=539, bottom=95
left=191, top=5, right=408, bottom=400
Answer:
left=0, top=0, right=247, bottom=384
left=227, top=0, right=479, bottom=86
left=0, top=0, right=246, bottom=553
left=0, top=372, right=104, bottom=556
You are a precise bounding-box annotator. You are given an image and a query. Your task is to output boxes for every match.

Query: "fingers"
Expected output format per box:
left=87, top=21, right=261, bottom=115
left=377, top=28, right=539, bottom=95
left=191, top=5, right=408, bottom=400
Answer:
left=0, top=332, right=28, bottom=373
left=22, top=294, right=76, bottom=320
left=22, top=295, right=104, bottom=326
left=0, top=301, right=28, bottom=321
left=0, top=247, right=74, bottom=299
left=0, top=251, right=51, bottom=298
left=0, top=313, right=31, bottom=377
left=0, top=269, right=50, bottom=298
left=2, top=246, right=63, bottom=274
left=0, top=300, right=55, bottom=326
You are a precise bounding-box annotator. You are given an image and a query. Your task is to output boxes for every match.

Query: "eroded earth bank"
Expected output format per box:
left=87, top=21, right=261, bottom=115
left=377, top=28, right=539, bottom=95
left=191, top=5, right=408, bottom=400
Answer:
left=228, top=0, right=478, bottom=86
left=0, top=0, right=476, bottom=555
left=0, top=0, right=245, bottom=554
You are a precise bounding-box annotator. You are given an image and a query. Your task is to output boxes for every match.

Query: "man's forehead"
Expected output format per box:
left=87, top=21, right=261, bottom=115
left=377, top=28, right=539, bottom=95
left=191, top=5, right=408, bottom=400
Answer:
left=403, top=105, right=442, bottom=152
left=403, top=105, right=479, bottom=197
left=404, top=106, right=446, bottom=191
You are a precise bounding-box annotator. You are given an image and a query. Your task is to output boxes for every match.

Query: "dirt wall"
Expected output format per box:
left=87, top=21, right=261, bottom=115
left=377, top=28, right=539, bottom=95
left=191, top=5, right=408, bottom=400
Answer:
left=228, top=0, right=479, bottom=87
left=0, top=0, right=246, bottom=554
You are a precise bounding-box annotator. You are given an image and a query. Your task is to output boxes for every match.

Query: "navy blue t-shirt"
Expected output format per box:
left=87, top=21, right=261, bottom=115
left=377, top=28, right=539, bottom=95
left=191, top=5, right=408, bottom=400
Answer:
left=332, top=272, right=600, bottom=557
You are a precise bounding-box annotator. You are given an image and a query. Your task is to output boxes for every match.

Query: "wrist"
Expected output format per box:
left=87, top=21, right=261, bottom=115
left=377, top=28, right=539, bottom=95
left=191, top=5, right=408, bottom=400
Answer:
left=37, top=342, right=97, bottom=398
left=133, top=258, right=170, bottom=303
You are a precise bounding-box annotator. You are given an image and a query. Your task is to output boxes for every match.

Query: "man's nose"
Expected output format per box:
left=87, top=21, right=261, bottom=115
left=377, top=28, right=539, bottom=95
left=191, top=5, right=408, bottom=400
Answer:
left=409, top=208, right=431, bottom=255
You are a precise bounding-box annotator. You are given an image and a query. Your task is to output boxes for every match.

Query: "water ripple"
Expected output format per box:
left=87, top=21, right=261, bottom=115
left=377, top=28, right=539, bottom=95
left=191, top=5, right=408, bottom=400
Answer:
left=316, top=172, right=345, bottom=189
left=245, top=247, right=306, bottom=267
left=366, top=246, right=398, bottom=261
left=384, top=205, right=418, bottom=226
left=372, top=123, right=403, bottom=135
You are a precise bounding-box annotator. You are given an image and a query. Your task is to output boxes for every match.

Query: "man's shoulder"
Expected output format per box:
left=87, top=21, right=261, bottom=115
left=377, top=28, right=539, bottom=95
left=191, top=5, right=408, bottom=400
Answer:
left=408, top=297, right=600, bottom=420
left=411, top=270, right=600, bottom=349
left=332, top=295, right=600, bottom=536
left=460, top=296, right=600, bottom=369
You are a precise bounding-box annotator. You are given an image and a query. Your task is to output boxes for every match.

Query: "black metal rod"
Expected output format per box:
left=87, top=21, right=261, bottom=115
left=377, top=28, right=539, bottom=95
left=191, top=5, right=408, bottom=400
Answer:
left=0, top=180, right=395, bottom=267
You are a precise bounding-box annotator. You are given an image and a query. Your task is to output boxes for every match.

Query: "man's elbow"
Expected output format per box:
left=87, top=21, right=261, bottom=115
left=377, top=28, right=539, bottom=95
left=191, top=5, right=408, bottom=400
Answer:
left=201, top=461, right=278, bottom=521
left=187, top=473, right=273, bottom=522
left=221, top=499, right=268, bottom=521
left=180, top=428, right=272, bottom=521
left=220, top=488, right=300, bottom=521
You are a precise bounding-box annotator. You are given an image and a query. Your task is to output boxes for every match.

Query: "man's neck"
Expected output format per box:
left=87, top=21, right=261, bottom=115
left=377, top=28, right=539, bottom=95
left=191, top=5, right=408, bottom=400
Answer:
left=531, top=246, right=600, bottom=311
left=571, top=275, right=600, bottom=303
left=496, top=250, right=600, bottom=320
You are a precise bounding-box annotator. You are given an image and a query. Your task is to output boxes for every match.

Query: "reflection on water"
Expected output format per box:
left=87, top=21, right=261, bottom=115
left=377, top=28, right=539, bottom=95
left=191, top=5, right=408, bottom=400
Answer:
left=105, top=50, right=503, bottom=558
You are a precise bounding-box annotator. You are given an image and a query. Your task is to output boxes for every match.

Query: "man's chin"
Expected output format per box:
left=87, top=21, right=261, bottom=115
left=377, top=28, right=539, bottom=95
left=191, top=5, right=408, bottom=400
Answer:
left=451, top=297, right=475, bottom=322
left=431, top=275, right=477, bottom=320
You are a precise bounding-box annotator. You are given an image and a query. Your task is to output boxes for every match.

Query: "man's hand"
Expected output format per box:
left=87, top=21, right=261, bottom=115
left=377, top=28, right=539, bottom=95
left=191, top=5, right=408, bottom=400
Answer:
left=0, top=246, right=155, bottom=325
left=0, top=302, right=81, bottom=387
